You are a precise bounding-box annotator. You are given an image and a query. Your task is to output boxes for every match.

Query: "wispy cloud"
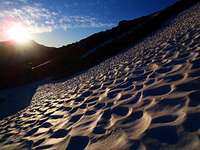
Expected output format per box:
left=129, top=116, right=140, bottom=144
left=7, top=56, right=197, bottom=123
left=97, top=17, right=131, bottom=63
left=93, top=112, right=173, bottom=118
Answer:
left=0, top=0, right=114, bottom=35
left=0, top=5, right=55, bottom=33
left=59, top=16, right=114, bottom=30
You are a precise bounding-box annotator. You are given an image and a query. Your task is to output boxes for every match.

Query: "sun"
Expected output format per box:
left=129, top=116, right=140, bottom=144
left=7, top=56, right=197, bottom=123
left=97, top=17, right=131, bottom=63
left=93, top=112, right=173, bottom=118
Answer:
left=6, top=23, right=31, bottom=44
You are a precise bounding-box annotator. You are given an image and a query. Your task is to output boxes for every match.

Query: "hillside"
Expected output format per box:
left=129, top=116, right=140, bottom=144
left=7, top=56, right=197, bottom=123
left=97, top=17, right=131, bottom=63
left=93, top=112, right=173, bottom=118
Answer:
left=0, top=1, right=199, bottom=149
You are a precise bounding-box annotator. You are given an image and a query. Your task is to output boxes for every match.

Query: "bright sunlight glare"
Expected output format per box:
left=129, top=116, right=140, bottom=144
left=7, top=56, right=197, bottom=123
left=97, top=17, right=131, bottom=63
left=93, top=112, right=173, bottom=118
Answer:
left=6, top=23, right=31, bottom=44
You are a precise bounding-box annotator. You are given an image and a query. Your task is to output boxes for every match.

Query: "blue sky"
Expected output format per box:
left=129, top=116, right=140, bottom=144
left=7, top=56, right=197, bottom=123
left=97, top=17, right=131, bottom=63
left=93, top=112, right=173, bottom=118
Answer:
left=0, top=0, right=176, bottom=47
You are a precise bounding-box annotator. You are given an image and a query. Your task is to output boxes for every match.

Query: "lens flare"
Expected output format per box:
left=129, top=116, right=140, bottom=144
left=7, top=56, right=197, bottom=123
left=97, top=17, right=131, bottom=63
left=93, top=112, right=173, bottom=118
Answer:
left=6, top=23, right=31, bottom=44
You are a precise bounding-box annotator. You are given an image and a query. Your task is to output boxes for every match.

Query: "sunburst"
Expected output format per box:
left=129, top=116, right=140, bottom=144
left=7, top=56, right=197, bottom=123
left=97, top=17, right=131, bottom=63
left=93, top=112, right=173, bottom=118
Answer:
left=6, top=23, right=31, bottom=44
